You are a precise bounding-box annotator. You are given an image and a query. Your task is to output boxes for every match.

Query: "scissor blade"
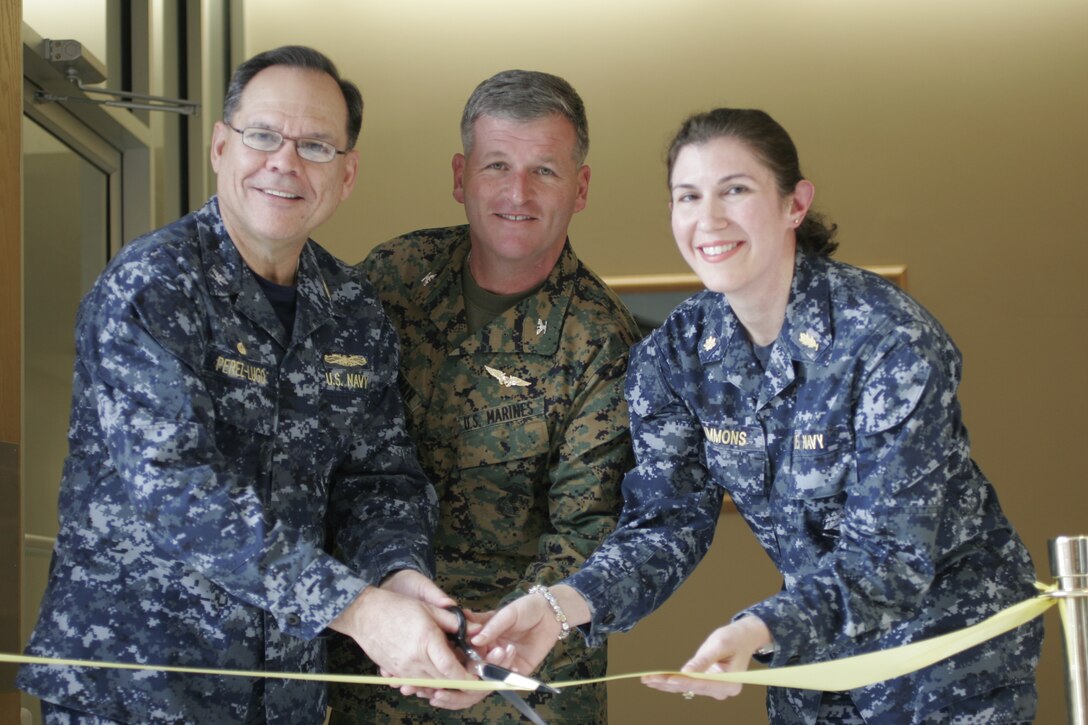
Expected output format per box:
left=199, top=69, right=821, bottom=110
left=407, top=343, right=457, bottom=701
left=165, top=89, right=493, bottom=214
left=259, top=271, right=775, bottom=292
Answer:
left=497, top=689, right=549, bottom=725
left=479, top=663, right=561, bottom=695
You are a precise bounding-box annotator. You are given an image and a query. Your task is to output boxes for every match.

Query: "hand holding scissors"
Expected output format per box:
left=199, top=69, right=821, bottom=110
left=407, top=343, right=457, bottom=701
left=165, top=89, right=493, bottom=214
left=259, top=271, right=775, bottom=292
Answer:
left=443, top=606, right=560, bottom=724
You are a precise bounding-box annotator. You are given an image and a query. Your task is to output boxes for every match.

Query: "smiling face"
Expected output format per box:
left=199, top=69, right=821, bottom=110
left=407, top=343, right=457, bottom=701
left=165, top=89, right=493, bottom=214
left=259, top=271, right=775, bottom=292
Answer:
left=452, top=113, right=590, bottom=291
left=210, top=65, right=358, bottom=266
left=669, top=135, right=813, bottom=311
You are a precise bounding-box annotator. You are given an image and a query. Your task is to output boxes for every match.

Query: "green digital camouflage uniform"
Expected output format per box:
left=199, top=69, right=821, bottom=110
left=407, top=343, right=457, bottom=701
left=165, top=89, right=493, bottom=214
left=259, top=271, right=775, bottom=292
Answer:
left=329, top=225, right=639, bottom=724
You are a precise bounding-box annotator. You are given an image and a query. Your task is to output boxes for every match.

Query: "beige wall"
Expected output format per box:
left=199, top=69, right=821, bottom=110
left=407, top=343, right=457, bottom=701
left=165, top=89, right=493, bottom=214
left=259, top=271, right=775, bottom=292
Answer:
left=242, top=1, right=1087, bottom=722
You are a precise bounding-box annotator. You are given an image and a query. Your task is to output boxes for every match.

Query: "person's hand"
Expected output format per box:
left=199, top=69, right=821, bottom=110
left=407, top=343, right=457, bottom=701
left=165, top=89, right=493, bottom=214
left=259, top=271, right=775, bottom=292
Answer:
left=372, top=570, right=474, bottom=701
left=363, top=577, right=510, bottom=710
left=426, top=586, right=588, bottom=712
left=329, top=576, right=469, bottom=685
left=389, top=606, right=519, bottom=710
left=380, top=568, right=457, bottom=608
left=470, top=584, right=590, bottom=679
left=422, top=637, right=520, bottom=711
left=641, top=615, right=772, bottom=700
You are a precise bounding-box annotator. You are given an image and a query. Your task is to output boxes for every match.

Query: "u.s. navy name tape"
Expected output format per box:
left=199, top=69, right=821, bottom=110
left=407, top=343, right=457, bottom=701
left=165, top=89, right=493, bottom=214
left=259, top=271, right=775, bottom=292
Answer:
left=0, top=589, right=1057, bottom=693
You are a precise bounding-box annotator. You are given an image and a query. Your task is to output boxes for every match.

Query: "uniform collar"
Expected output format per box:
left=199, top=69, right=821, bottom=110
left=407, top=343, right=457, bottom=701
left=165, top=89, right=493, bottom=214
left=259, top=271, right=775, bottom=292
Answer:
left=696, top=253, right=833, bottom=407
left=198, top=196, right=336, bottom=347
left=697, top=253, right=832, bottom=366
left=778, top=253, right=832, bottom=365
left=292, top=242, right=337, bottom=341
left=411, top=226, right=470, bottom=342
left=414, top=226, right=574, bottom=356
left=697, top=298, right=763, bottom=401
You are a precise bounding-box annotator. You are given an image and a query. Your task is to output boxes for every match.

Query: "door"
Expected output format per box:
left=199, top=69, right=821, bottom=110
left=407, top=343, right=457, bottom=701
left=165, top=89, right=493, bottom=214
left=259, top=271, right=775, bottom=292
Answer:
left=21, top=111, right=118, bottom=653
left=17, top=15, right=131, bottom=723
left=10, top=2, right=225, bottom=719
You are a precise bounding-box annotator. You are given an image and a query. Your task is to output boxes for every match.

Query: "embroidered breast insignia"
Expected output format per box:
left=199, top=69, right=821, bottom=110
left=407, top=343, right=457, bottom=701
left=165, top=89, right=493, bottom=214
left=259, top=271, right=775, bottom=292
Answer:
left=484, top=365, right=531, bottom=388
left=324, top=354, right=368, bottom=367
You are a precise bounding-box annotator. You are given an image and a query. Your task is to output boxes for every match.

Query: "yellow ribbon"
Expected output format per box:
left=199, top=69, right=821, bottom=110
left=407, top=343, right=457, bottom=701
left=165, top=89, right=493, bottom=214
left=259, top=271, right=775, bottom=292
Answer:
left=0, top=590, right=1057, bottom=693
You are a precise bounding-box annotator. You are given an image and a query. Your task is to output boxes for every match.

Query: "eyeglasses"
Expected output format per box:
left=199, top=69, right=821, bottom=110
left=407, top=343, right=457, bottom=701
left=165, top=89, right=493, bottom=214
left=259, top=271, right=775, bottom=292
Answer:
left=226, top=124, right=348, bottom=163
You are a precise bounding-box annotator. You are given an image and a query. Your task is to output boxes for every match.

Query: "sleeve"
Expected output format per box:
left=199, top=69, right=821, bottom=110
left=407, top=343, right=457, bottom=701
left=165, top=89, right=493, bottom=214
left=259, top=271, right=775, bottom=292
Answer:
left=512, top=340, right=633, bottom=596
left=564, top=334, right=724, bottom=646
left=86, top=273, right=418, bottom=640
left=740, top=326, right=966, bottom=666
left=327, top=312, right=438, bottom=587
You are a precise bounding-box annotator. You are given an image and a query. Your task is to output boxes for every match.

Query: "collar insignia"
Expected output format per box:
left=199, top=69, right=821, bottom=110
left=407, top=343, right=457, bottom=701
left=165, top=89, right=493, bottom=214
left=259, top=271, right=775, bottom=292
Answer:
left=703, top=335, right=718, bottom=353
left=324, top=353, right=368, bottom=367
left=798, top=331, right=819, bottom=351
left=536, top=319, right=548, bottom=336
left=420, top=272, right=437, bottom=287
left=485, top=365, right=531, bottom=388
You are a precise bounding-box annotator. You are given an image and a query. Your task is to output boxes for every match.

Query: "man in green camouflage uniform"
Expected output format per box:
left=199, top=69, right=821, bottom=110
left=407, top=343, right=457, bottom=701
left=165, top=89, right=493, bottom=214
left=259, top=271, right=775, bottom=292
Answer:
left=328, top=70, right=639, bottom=724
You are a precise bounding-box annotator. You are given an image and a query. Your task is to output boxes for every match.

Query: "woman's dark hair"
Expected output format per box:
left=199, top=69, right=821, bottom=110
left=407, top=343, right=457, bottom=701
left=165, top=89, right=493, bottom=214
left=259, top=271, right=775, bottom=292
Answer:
left=666, top=108, right=838, bottom=257
left=222, top=45, right=363, bottom=150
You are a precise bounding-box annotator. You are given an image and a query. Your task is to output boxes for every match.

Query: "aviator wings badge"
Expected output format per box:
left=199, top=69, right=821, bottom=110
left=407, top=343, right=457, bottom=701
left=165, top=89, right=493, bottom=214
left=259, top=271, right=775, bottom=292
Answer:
left=484, top=365, right=531, bottom=388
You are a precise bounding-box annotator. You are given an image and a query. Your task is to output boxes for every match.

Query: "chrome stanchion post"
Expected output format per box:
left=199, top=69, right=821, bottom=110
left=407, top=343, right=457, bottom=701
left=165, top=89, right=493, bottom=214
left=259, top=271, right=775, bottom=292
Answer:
left=1050, top=535, right=1088, bottom=725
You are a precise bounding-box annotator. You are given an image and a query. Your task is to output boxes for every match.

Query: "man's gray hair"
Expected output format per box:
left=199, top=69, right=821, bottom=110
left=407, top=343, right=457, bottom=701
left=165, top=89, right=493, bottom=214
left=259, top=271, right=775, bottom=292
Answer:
left=460, top=70, right=589, bottom=164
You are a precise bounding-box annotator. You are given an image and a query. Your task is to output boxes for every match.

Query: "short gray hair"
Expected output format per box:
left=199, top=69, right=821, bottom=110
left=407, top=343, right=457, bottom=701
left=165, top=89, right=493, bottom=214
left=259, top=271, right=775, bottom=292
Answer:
left=460, top=70, right=589, bottom=164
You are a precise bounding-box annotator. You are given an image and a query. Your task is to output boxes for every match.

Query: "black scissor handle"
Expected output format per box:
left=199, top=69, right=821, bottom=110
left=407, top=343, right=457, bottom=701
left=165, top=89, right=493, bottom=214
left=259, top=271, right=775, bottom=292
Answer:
left=446, top=605, right=485, bottom=663
left=446, top=605, right=468, bottom=646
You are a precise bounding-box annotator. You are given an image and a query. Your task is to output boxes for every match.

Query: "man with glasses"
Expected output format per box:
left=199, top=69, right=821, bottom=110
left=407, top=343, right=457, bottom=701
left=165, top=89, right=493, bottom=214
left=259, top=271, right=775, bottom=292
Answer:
left=329, top=69, right=640, bottom=724
left=17, top=45, right=468, bottom=724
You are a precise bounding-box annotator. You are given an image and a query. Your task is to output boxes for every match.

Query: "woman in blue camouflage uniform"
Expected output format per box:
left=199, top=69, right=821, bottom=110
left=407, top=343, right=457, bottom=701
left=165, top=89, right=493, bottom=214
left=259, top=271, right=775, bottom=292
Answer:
left=476, top=108, right=1043, bottom=724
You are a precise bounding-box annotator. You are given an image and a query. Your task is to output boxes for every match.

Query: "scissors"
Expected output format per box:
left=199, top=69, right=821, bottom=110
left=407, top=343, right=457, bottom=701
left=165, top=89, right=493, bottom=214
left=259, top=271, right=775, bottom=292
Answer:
left=446, top=606, right=560, bottom=725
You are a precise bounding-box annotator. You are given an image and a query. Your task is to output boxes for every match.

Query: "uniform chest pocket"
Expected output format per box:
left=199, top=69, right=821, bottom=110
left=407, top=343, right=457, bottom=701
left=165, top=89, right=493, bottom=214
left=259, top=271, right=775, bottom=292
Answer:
left=454, top=409, right=550, bottom=552
left=786, top=425, right=856, bottom=500
left=320, top=355, right=382, bottom=432
left=203, top=345, right=275, bottom=436
left=702, top=423, right=766, bottom=504
left=458, top=412, right=550, bottom=470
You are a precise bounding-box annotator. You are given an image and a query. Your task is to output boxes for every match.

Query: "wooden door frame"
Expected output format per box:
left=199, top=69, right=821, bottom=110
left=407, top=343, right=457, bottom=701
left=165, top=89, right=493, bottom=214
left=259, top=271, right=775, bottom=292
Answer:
left=1, top=1, right=23, bottom=722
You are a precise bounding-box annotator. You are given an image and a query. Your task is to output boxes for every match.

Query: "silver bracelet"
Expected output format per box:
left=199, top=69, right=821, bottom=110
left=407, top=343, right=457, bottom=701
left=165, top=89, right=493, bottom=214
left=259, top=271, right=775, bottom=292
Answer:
left=528, top=584, right=571, bottom=640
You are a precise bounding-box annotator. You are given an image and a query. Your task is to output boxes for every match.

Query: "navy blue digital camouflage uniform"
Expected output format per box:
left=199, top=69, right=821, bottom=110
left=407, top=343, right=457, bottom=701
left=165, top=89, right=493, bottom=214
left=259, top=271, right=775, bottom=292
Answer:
left=17, top=197, right=438, bottom=724
left=565, top=252, right=1043, bottom=724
